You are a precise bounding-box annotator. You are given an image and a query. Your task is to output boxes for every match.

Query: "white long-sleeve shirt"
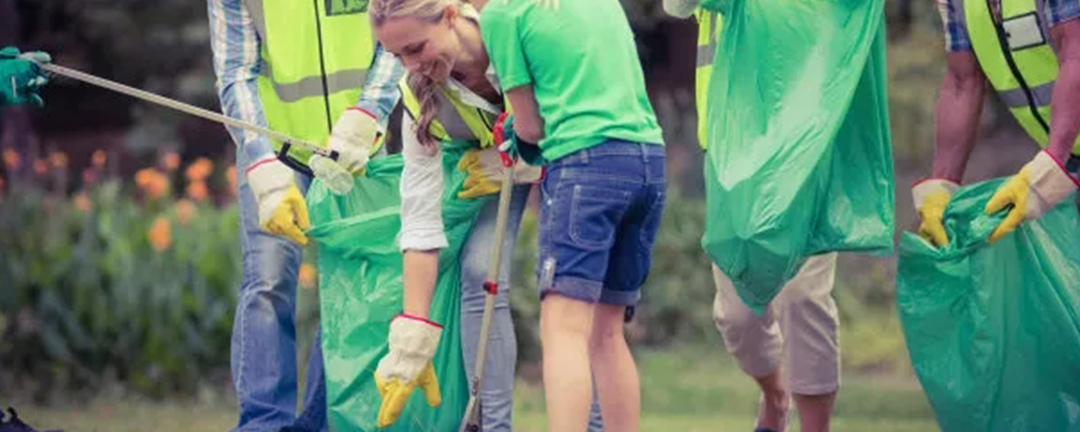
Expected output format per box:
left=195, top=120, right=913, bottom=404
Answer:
left=398, top=68, right=502, bottom=252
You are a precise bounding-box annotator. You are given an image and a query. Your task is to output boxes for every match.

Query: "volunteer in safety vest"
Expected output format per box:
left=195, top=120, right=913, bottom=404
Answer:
left=666, top=2, right=842, bottom=432
left=916, top=0, right=1080, bottom=246
left=366, top=1, right=606, bottom=429
left=207, top=0, right=403, bottom=429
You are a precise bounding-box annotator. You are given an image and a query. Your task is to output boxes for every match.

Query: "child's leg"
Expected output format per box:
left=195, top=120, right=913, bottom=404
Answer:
left=591, top=142, right=667, bottom=432
left=540, top=294, right=596, bottom=432
left=589, top=303, right=639, bottom=432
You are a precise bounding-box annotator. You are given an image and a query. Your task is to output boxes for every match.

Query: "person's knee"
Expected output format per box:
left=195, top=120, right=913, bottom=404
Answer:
left=779, top=282, right=837, bottom=330
left=541, top=294, right=594, bottom=341
left=589, top=304, right=627, bottom=352
left=459, top=244, right=489, bottom=292
left=712, top=300, right=759, bottom=340
left=241, top=235, right=303, bottom=284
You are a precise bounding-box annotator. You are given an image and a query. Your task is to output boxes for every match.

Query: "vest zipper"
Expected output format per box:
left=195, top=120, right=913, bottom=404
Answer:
left=986, top=0, right=1051, bottom=133
left=312, top=0, right=334, bottom=133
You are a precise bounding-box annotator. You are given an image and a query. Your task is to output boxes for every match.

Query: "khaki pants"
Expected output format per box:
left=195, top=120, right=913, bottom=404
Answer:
left=711, top=253, right=840, bottom=395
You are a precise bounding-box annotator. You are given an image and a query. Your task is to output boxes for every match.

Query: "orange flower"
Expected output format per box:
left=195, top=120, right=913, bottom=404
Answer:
left=92, top=150, right=107, bottom=167
left=135, top=168, right=155, bottom=187
left=299, top=263, right=317, bottom=289
left=33, top=159, right=47, bottom=175
left=176, top=199, right=196, bottom=225
left=186, top=180, right=209, bottom=201
left=226, top=165, right=237, bottom=192
left=136, top=168, right=170, bottom=200
left=185, top=158, right=214, bottom=181
left=2, top=148, right=20, bottom=170
left=48, top=151, right=68, bottom=169
left=73, top=192, right=92, bottom=214
left=148, top=216, right=172, bottom=252
left=145, top=174, right=170, bottom=200
left=162, top=152, right=181, bottom=172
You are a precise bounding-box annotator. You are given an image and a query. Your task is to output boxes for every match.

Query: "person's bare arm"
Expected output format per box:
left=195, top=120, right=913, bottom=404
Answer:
left=1046, top=19, right=1080, bottom=163
left=402, top=250, right=439, bottom=318
left=505, top=85, right=544, bottom=143
left=932, top=52, right=986, bottom=181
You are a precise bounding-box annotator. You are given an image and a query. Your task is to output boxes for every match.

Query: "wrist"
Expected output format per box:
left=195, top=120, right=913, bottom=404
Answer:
left=395, top=313, right=442, bottom=328
left=246, top=156, right=293, bottom=199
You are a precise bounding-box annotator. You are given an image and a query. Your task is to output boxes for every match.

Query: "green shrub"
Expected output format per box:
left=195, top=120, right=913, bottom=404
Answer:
left=0, top=178, right=241, bottom=397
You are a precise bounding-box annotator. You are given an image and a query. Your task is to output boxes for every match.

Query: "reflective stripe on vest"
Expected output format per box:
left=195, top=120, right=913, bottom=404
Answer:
left=696, top=10, right=721, bottom=149
left=399, top=75, right=500, bottom=149
left=245, top=0, right=377, bottom=163
left=696, top=11, right=719, bottom=68
left=964, top=0, right=1080, bottom=153
left=259, top=58, right=368, bottom=103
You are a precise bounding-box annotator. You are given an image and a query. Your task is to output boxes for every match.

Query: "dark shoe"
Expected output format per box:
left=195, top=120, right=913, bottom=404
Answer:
left=0, top=407, right=63, bottom=432
left=753, top=393, right=790, bottom=432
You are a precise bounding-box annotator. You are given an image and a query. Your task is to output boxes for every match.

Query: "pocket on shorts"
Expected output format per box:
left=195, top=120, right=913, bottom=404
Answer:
left=568, top=183, right=632, bottom=248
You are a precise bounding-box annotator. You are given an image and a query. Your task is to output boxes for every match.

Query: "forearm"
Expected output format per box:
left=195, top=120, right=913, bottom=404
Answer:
left=505, top=86, right=544, bottom=143
left=208, top=0, right=275, bottom=162
left=402, top=250, right=440, bottom=318
left=932, top=56, right=985, bottom=181
left=1047, top=21, right=1080, bottom=162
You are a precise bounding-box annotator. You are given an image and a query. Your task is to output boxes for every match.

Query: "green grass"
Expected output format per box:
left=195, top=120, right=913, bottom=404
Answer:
left=11, top=345, right=938, bottom=432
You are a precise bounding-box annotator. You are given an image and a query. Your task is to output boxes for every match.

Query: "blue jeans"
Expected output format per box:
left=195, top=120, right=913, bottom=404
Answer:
left=459, top=185, right=603, bottom=431
left=233, top=152, right=326, bottom=432
left=537, top=140, right=667, bottom=306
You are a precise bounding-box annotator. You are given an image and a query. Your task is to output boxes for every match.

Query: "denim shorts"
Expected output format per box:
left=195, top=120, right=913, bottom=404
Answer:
left=536, top=140, right=667, bottom=306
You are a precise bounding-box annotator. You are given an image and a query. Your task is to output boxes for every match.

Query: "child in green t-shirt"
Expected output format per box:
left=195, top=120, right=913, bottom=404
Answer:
left=480, top=0, right=666, bottom=430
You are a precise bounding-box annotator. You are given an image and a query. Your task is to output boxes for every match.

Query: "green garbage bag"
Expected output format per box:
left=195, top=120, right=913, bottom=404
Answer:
left=701, top=0, right=894, bottom=314
left=898, top=179, right=1080, bottom=432
left=306, top=143, right=492, bottom=431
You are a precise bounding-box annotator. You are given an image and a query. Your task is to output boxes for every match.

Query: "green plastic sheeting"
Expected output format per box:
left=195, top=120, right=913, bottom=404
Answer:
left=306, top=143, right=492, bottom=431
left=898, top=179, right=1080, bottom=432
left=701, top=0, right=894, bottom=314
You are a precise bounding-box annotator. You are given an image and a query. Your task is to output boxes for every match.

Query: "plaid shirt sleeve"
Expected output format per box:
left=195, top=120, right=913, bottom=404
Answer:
left=1046, top=0, right=1080, bottom=26
left=938, top=0, right=973, bottom=52
left=208, top=0, right=276, bottom=164
left=353, top=44, right=405, bottom=132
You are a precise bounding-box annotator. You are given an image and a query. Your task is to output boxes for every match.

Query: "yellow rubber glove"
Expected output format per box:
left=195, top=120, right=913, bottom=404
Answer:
left=263, top=186, right=311, bottom=246
left=985, top=151, right=1079, bottom=243
left=247, top=156, right=311, bottom=246
left=374, top=315, right=443, bottom=428
left=912, top=179, right=959, bottom=247
left=457, top=147, right=543, bottom=200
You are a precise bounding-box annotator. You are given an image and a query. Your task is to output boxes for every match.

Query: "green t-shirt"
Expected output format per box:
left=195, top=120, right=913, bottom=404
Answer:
left=479, top=0, right=664, bottom=162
